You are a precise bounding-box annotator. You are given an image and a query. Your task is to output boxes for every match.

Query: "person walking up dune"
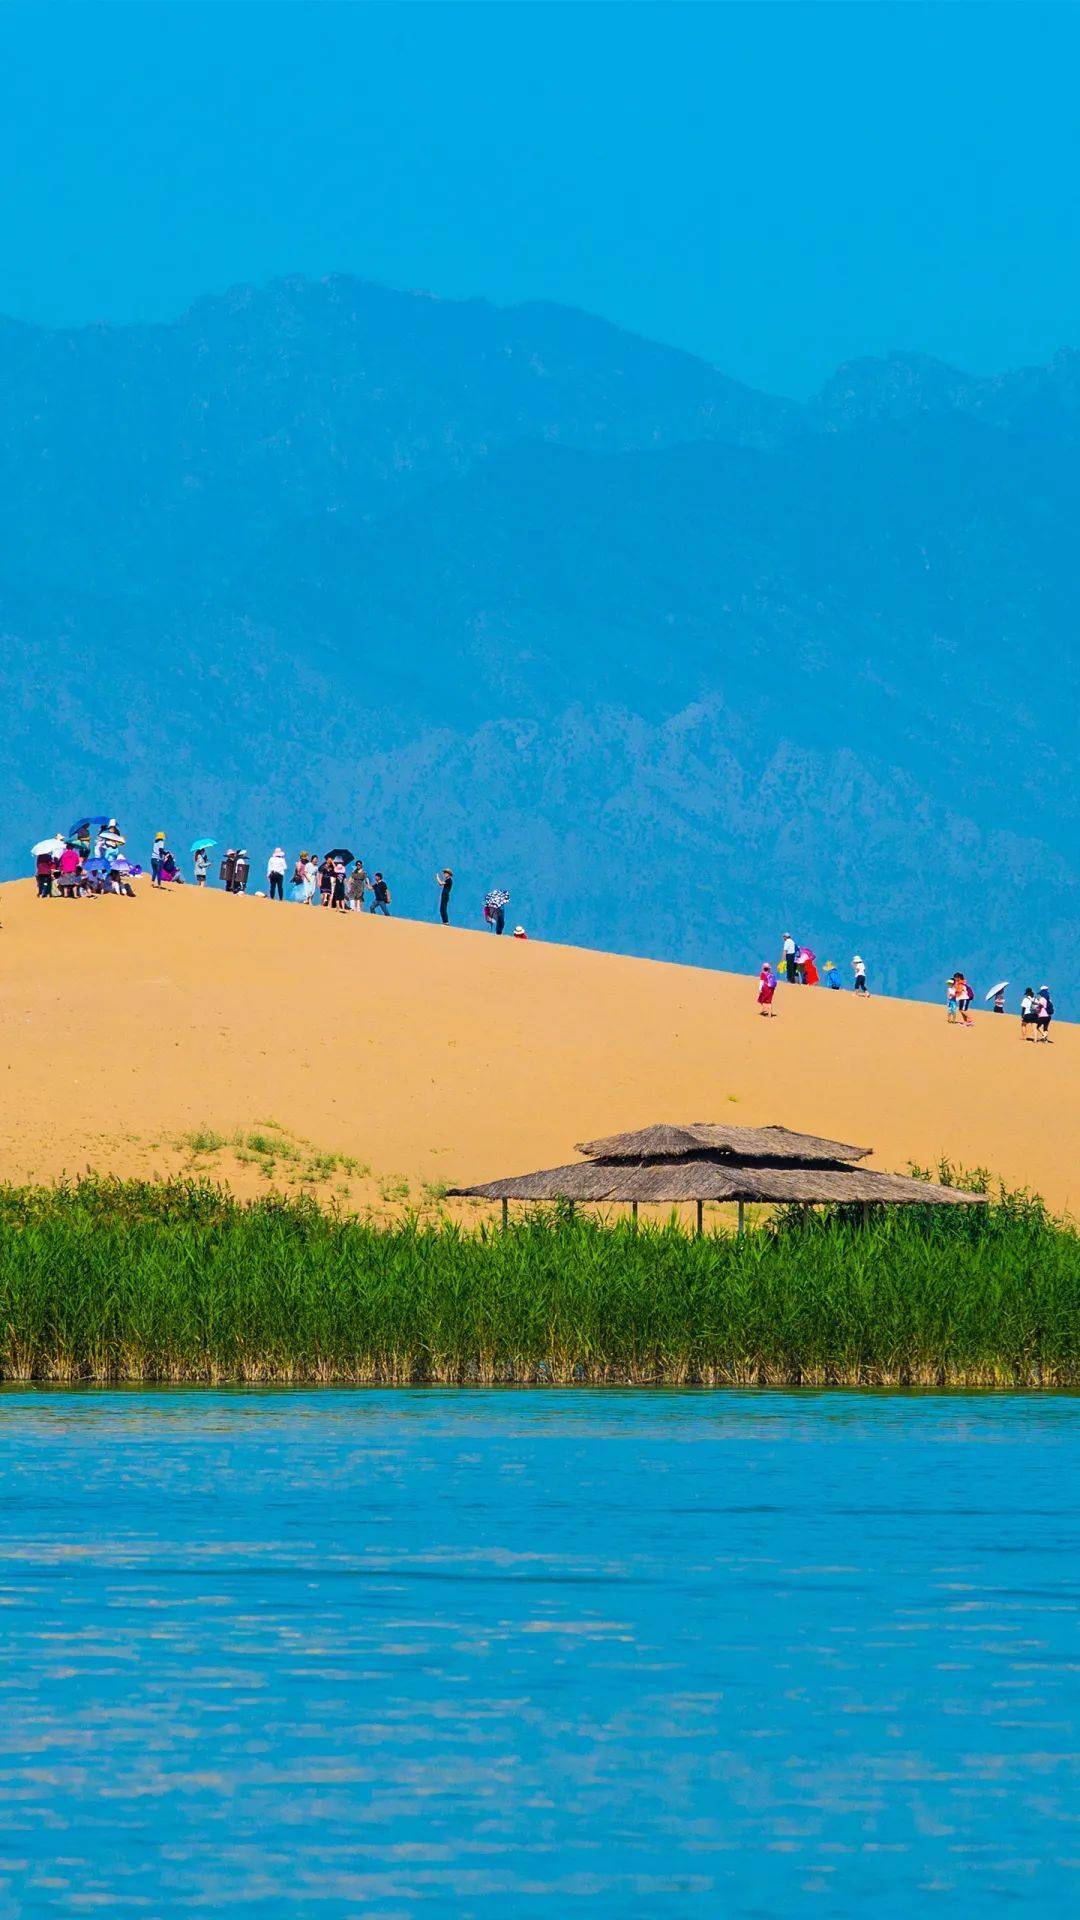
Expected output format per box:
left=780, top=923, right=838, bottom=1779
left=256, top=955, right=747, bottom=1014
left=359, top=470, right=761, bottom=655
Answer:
left=756, top=964, right=777, bottom=1016
left=852, top=955, right=868, bottom=995
left=1020, top=986, right=1036, bottom=1040
left=1035, top=987, right=1055, bottom=1042
left=369, top=872, right=391, bottom=915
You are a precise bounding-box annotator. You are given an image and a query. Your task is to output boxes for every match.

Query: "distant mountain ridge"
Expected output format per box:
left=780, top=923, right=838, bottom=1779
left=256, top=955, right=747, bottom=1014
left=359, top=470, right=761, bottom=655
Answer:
left=2, top=274, right=1076, bottom=1002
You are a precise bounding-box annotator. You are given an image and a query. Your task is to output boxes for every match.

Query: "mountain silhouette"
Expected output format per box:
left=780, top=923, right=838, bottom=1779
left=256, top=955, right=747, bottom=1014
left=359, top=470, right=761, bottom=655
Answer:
left=4, top=275, right=1075, bottom=1000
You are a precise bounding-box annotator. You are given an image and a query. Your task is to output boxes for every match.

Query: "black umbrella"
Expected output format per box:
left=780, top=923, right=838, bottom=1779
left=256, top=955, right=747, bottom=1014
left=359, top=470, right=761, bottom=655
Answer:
left=324, top=847, right=355, bottom=864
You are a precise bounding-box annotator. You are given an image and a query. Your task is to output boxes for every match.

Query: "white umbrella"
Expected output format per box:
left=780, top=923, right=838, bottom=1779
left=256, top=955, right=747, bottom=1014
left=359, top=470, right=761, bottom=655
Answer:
left=31, top=835, right=66, bottom=858
left=984, top=980, right=1008, bottom=1001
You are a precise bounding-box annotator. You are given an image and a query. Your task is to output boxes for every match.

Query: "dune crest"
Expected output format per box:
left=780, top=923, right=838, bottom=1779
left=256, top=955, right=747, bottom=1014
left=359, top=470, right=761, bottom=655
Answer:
left=0, top=879, right=1073, bottom=1215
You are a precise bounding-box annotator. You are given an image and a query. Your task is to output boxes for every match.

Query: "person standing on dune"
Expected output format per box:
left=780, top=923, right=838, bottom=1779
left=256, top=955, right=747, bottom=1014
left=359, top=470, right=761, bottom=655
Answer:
left=436, top=868, right=453, bottom=924
left=221, top=849, right=237, bottom=892
left=756, top=964, right=777, bottom=1016
left=782, top=932, right=797, bottom=984
left=267, top=847, right=287, bottom=901
left=369, top=872, right=392, bottom=915
left=233, top=850, right=250, bottom=894
left=852, top=955, right=868, bottom=995
left=347, top=860, right=368, bottom=911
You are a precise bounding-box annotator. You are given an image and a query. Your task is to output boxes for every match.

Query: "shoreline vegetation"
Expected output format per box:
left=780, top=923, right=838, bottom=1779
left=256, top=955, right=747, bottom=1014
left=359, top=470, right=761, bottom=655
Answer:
left=0, top=1174, right=1076, bottom=1388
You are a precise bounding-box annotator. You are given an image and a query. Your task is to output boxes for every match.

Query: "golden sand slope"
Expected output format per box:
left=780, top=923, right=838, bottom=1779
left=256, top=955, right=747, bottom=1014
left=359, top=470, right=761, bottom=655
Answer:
left=0, top=878, right=1074, bottom=1215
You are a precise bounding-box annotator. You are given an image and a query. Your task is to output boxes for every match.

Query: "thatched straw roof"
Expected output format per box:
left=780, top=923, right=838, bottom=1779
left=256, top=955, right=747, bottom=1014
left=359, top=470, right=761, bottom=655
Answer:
left=574, top=1122, right=871, bottom=1166
left=450, top=1161, right=984, bottom=1206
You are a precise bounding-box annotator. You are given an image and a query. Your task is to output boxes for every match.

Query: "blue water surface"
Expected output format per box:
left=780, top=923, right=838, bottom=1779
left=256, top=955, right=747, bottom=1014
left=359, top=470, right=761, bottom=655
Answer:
left=0, top=1389, right=1077, bottom=1917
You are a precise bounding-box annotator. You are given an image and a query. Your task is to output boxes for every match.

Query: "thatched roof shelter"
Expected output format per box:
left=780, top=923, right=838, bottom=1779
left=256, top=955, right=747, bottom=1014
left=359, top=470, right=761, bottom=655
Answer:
left=574, top=1122, right=871, bottom=1166
left=452, top=1160, right=979, bottom=1207
left=449, top=1120, right=985, bottom=1223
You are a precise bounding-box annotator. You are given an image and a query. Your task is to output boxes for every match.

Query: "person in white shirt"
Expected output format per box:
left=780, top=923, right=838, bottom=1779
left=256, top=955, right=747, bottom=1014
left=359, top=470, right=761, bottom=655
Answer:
left=267, top=847, right=287, bottom=902
left=782, top=933, right=797, bottom=984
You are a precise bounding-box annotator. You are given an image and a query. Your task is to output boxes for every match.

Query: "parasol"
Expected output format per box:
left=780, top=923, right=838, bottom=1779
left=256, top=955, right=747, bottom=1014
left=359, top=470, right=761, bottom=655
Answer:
left=67, top=815, right=112, bottom=840
left=31, top=836, right=66, bottom=858
left=190, top=837, right=217, bottom=853
left=984, top=980, right=1009, bottom=1001
left=485, top=888, right=510, bottom=909
left=324, top=847, right=355, bottom=864
left=84, top=856, right=111, bottom=875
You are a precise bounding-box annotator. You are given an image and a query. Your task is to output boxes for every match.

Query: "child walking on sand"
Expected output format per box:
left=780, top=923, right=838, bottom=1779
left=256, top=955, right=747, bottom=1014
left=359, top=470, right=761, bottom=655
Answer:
left=756, top=964, right=777, bottom=1016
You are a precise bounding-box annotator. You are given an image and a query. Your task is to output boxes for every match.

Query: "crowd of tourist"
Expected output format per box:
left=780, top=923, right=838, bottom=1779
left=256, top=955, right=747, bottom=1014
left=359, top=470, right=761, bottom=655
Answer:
left=759, top=933, right=1054, bottom=1039
left=31, top=820, right=524, bottom=936
left=27, top=820, right=1055, bottom=1033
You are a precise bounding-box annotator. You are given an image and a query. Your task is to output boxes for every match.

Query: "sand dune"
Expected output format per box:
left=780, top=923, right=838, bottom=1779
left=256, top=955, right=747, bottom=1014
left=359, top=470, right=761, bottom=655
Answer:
left=0, top=879, right=1074, bottom=1216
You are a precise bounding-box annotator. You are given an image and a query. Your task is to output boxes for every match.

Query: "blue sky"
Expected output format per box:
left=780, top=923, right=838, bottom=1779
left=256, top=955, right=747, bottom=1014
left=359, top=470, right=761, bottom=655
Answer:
left=4, top=1, right=1078, bottom=396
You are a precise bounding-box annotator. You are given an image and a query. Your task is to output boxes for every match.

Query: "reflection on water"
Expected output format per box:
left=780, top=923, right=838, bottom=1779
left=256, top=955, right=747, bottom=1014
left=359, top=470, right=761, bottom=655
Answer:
left=0, top=1390, right=1077, bottom=1916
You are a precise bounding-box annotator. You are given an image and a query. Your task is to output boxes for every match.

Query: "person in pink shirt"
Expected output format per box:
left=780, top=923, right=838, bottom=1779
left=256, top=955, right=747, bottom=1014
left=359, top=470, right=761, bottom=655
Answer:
left=57, top=846, right=81, bottom=899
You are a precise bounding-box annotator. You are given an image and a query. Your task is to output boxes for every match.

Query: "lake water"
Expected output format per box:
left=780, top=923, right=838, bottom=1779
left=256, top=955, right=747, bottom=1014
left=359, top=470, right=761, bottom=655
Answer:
left=0, top=1390, right=1077, bottom=1917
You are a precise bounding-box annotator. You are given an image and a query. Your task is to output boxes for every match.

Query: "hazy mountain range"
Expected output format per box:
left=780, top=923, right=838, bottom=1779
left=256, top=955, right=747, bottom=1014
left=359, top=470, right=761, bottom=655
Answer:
left=4, top=274, right=1077, bottom=1001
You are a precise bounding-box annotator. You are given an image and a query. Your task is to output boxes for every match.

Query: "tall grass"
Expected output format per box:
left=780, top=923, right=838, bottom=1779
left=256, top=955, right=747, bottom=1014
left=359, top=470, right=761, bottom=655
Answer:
left=0, top=1177, right=1076, bottom=1386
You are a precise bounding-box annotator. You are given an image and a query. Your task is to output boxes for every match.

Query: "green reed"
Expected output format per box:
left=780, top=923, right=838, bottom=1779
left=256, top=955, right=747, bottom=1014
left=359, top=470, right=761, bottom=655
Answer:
left=0, top=1176, right=1076, bottom=1385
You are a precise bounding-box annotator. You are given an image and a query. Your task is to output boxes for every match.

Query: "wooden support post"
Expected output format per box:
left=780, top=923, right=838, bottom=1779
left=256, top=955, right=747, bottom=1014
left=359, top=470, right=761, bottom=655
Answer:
left=737, top=1200, right=745, bottom=1236
left=695, top=1199, right=704, bottom=1237
left=501, top=1198, right=508, bottom=1230
left=631, top=1200, right=638, bottom=1228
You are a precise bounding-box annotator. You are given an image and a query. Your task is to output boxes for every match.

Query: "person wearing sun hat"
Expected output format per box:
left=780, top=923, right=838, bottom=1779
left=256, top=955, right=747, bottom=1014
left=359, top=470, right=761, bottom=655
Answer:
left=852, top=954, right=868, bottom=995
left=266, top=846, right=287, bottom=902
left=822, top=960, right=842, bottom=990
left=151, top=831, right=166, bottom=888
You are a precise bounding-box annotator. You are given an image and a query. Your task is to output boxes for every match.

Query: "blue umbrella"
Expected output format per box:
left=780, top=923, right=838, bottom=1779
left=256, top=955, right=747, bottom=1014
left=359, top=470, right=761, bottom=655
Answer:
left=84, top=856, right=110, bottom=875
left=68, top=815, right=112, bottom=840
left=190, top=837, right=216, bottom=853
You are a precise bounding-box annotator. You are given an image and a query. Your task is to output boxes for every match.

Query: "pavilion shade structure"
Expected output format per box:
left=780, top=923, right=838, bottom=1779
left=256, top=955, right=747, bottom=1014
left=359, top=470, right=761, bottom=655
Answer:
left=450, top=1162, right=983, bottom=1207
left=573, top=1123, right=871, bottom=1166
left=449, top=1121, right=987, bottom=1211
